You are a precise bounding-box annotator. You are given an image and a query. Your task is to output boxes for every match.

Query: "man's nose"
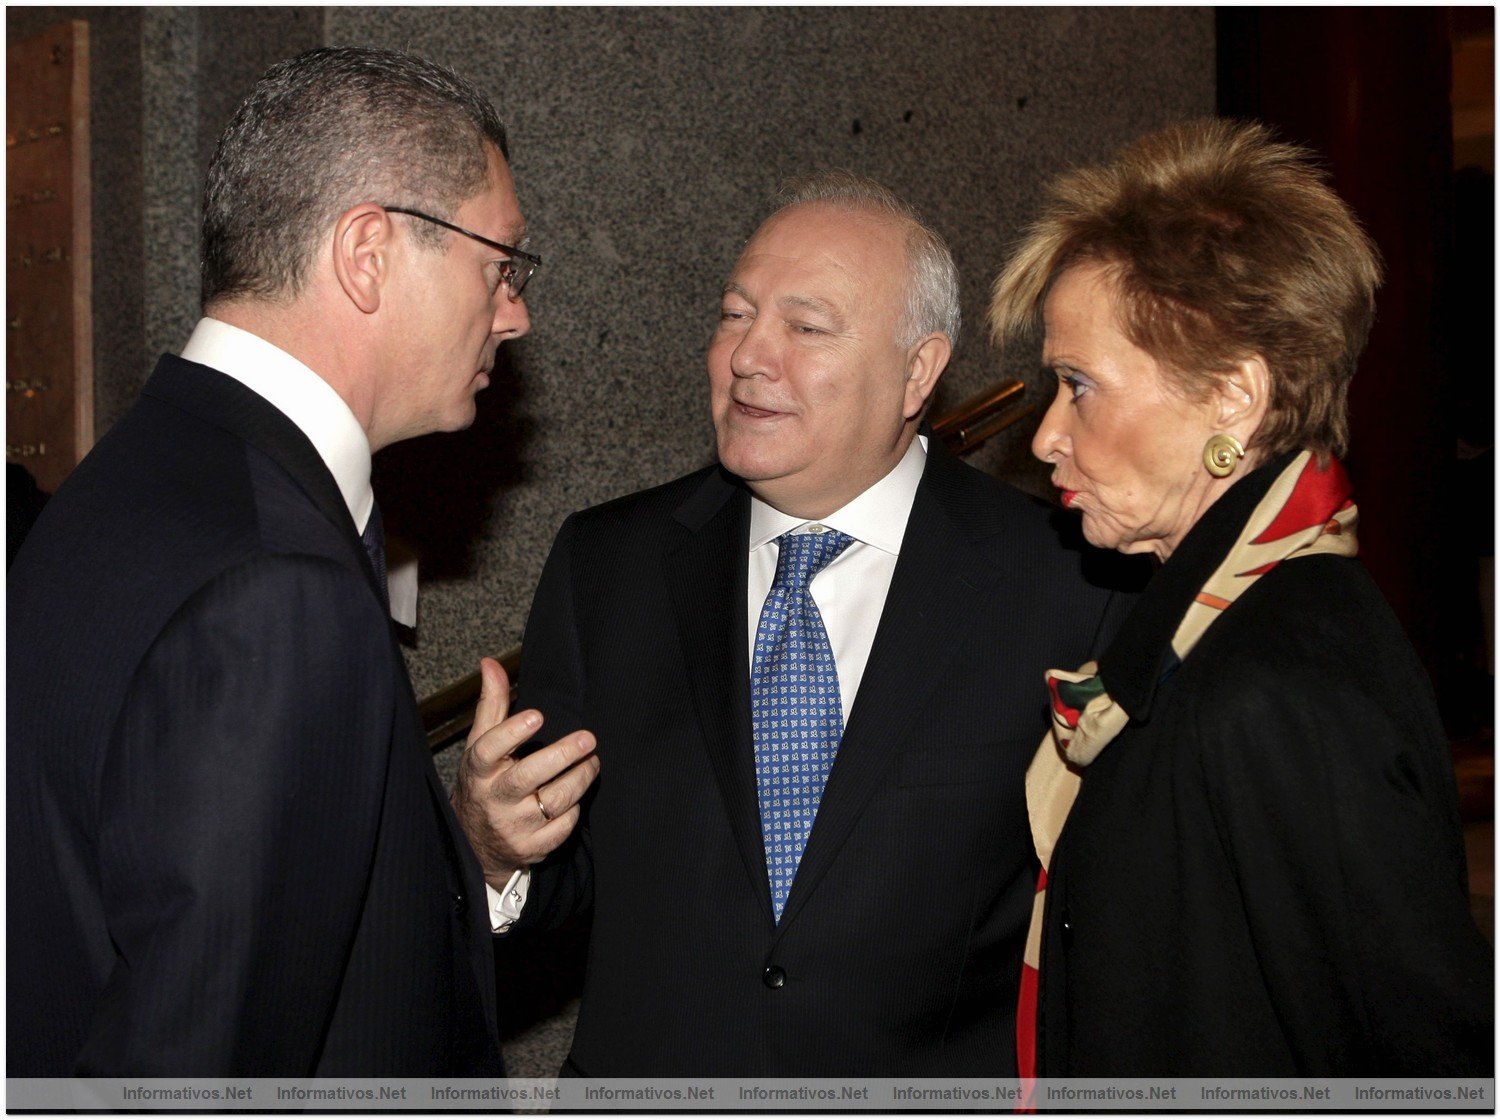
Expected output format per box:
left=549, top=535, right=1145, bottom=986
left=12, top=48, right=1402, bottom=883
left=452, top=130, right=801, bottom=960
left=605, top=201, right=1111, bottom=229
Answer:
left=493, top=291, right=530, bottom=340
left=729, top=320, right=776, bottom=379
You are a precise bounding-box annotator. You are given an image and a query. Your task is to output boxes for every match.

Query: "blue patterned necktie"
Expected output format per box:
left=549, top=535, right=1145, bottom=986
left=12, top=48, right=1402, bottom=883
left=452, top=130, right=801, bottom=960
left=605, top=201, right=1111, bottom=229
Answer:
left=361, top=500, right=389, bottom=609
left=752, top=528, right=855, bottom=921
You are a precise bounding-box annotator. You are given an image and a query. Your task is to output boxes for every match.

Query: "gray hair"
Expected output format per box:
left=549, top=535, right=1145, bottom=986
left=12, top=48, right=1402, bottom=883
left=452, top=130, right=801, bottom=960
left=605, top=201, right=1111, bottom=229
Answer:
left=770, top=170, right=961, bottom=350
left=201, top=46, right=509, bottom=306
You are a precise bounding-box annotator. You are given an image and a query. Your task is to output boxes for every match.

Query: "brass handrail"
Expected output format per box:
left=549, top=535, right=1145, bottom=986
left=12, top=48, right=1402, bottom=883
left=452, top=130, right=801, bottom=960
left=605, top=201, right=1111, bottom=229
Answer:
left=420, top=378, right=1034, bottom=751
left=930, top=379, right=1032, bottom=455
left=421, top=646, right=521, bottom=751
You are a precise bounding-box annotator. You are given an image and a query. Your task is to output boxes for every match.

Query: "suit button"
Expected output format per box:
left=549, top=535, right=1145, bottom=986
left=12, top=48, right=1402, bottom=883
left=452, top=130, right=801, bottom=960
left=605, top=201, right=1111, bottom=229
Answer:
left=762, top=965, right=786, bottom=989
left=1060, top=908, right=1073, bottom=944
left=450, top=891, right=466, bottom=915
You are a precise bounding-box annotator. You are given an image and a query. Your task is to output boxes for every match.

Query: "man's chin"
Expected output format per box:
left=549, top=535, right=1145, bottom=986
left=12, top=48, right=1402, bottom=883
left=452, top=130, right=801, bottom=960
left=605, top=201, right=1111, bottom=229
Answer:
left=715, top=443, right=778, bottom=483
left=435, top=402, right=479, bottom=435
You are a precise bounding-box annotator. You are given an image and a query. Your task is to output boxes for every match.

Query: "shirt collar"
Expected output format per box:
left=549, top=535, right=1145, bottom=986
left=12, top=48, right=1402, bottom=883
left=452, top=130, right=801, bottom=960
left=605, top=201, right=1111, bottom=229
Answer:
left=749, top=434, right=927, bottom=554
left=181, top=317, right=374, bottom=532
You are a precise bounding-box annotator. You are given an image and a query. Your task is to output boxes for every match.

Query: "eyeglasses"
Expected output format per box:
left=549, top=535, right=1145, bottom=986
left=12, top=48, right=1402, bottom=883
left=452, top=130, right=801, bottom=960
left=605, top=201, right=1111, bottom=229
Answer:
left=382, top=206, right=541, bottom=298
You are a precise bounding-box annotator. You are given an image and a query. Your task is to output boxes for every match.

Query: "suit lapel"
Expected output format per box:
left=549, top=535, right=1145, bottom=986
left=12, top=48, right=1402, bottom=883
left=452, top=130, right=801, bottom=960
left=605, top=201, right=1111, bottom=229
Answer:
left=143, top=355, right=500, bottom=1037
left=663, top=470, right=776, bottom=928
left=775, top=444, right=996, bottom=934
left=142, top=355, right=386, bottom=607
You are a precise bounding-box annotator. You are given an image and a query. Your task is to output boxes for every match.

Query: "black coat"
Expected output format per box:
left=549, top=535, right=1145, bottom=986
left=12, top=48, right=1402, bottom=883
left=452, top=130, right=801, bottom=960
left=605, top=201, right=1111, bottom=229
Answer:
left=7, top=355, right=502, bottom=1076
left=1039, top=457, right=1494, bottom=1076
left=515, top=441, right=1132, bottom=1075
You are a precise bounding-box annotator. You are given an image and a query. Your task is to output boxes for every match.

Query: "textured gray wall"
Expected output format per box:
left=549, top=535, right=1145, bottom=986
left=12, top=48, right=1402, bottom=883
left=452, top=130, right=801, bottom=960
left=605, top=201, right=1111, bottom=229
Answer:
left=333, top=7, right=1215, bottom=703
left=9, top=4, right=1213, bottom=708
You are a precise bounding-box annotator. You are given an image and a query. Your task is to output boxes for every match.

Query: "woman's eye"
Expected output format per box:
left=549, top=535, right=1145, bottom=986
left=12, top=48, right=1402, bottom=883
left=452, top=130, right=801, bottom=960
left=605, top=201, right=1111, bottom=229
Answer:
left=1062, top=374, right=1091, bottom=400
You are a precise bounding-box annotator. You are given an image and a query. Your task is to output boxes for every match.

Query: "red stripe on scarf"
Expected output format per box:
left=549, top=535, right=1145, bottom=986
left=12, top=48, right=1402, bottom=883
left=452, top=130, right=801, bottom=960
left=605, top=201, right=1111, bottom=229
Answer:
left=1251, top=456, right=1352, bottom=545
left=1016, top=964, right=1039, bottom=1110
left=1014, top=866, right=1048, bottom=1100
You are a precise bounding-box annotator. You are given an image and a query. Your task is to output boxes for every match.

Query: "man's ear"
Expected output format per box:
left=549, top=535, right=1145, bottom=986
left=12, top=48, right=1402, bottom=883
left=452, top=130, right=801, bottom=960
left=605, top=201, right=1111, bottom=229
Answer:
left=1213, top=354, right=1270, bottom=439
left=332, top=204, right=392, bottom=315
left=902, top=333, right=952, bottom=421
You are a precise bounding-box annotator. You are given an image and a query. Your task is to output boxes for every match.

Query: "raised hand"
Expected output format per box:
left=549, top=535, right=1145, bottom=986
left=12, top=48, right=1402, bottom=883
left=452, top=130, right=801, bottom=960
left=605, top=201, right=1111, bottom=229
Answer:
left=450, top=657, right=600, bottom=889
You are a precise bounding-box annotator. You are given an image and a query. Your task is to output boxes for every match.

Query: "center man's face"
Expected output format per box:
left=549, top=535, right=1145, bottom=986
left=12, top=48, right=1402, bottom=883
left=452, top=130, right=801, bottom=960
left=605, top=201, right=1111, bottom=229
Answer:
left=708, top=204, right=921, bottom=519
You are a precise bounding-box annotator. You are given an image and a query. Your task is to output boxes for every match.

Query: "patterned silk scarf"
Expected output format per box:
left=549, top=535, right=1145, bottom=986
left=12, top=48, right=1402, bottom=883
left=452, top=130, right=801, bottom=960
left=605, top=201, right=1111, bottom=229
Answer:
left=1016, top=451, right=1359, bottom=1086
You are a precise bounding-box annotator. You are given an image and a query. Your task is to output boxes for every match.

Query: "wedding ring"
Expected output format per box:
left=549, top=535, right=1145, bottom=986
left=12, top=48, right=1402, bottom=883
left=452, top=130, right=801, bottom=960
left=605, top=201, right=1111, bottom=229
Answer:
left=535, top=790, right=553, bottom=822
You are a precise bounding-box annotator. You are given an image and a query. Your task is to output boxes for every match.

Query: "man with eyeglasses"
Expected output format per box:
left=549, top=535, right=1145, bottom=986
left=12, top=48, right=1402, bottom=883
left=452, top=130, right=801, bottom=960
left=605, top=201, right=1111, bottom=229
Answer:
left=8, top=46, right=596, bottom=1077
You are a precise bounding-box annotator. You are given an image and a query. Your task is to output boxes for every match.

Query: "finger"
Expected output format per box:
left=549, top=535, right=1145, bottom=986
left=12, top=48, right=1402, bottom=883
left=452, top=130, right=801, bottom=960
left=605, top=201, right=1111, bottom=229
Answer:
left=467, top=657, right=511, bottom=749
left=502, top=731, right=596, bottom=794
left=535, top=753, right=601, bottom=818
left=467, top=707, right=543, bottom=774
left=527, top=804, right=584, bottom=857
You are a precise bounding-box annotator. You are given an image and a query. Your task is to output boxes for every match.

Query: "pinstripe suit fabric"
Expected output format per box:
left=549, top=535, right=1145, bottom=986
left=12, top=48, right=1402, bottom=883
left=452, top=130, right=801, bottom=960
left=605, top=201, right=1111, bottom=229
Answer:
left=8, top=355, right=502, bottom=1076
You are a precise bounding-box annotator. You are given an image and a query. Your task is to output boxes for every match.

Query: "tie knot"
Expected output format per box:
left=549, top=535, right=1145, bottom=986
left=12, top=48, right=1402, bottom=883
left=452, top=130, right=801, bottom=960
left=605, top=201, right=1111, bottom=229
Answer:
left=773, top=528, right=854, bottom=589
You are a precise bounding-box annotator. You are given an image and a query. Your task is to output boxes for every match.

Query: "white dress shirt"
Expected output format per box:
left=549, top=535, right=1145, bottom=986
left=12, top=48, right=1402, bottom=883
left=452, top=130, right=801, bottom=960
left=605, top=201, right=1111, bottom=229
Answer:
left=747, top=435, right=927, bottom=722
left=180, top=317, right=526, bottom=932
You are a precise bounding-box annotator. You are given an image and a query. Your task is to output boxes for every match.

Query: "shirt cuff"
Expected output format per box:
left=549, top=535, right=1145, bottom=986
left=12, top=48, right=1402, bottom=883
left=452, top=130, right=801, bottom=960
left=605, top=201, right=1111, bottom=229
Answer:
left=485, top=868, right=530, bottom=934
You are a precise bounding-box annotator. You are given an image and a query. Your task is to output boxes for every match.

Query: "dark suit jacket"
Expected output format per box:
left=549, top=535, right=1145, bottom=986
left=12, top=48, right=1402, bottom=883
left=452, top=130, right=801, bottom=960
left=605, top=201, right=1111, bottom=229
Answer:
left=515, top=440, right=1130, bottom=1076
left=7, top=355, right=502, bottom=1076
left=1039, top=456, right=1493, bottom=1076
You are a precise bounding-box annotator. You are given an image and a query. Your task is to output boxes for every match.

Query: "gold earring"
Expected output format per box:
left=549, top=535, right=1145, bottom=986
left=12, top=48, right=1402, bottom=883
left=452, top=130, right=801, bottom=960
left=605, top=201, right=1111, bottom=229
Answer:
left=1203, top=433, right=1245, bottom=478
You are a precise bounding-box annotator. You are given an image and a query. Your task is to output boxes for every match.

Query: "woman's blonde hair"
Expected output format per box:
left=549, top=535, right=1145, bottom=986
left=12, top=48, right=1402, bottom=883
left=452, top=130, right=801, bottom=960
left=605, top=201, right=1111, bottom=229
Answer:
left=989, top=118, right=1382, bottom=459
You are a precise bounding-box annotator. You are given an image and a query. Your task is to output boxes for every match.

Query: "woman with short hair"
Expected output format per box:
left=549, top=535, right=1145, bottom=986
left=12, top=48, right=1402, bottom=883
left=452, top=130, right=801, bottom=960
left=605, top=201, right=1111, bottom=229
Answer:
left=992, top=118, right=1492, bottom=1077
